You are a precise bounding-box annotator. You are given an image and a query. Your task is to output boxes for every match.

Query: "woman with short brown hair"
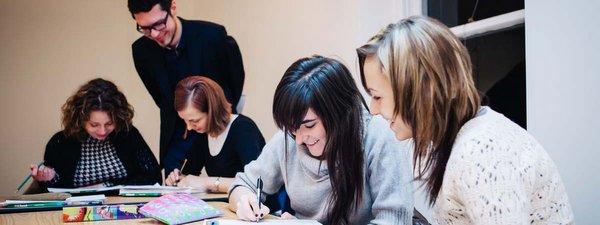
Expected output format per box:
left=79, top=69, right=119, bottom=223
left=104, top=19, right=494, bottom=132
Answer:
left=165, top=76, right=265, bottom=194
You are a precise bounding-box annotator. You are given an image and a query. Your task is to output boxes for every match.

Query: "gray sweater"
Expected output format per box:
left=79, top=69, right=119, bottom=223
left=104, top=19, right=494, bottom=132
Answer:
left=230, top=113, right=413, bottom=224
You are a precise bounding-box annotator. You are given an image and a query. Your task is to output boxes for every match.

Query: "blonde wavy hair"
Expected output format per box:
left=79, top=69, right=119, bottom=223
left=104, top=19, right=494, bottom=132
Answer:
left=357, top=16, right=481, bottom=205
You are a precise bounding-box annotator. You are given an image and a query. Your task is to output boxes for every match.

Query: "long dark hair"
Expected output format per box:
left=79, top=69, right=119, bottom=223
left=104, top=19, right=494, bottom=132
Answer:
left=273, top=56, right=366, bottom=225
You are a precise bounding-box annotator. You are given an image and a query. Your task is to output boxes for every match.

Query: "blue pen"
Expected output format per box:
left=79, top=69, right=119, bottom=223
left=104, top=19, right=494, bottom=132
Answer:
left=16, top=162, right=44, bottom=193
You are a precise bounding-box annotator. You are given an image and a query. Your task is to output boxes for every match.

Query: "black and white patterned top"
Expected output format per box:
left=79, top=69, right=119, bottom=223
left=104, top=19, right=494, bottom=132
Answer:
left=73, top=137, right=127, bottom=187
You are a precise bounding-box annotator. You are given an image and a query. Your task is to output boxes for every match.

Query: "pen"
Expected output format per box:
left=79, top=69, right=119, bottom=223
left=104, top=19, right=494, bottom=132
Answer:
left=16, top=162, right=44, bottom=193
left=175, top=158, right=188, bottom=185
left=6, top=201, right=64, bottom=208
left=179, top=158, right=188, bottom=175
left=256, top=176, right=263, bottom=222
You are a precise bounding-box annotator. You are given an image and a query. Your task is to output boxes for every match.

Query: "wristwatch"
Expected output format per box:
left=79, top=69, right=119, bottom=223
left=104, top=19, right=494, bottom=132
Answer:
left=213, top=177, right=221, bottom=192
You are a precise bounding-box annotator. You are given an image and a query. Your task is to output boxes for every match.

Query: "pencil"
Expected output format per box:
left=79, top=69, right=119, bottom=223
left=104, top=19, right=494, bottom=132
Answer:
left=16, top=162, right=44, bottom=193
left=179, top=158, right=188, bottom=175
left=6, top=201, right=64, bottom=208
left=174, top=158, right=188, bottom=185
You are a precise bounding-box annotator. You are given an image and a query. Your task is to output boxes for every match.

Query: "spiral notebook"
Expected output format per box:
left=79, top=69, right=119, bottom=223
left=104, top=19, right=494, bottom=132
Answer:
left=139, top=194, right=223, bottom=225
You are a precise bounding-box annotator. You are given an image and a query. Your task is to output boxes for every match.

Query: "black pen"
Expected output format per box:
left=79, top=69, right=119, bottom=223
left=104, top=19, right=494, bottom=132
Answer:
left=256, top=176, right=263, bottom=222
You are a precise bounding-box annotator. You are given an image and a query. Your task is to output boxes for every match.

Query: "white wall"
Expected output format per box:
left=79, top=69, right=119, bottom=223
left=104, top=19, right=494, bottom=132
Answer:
left=0, top=1, right=159, bottom=194
left=526, top=0, right=600, bottom=223
left=187, top=0, right=405, bottom=137
left=0, top=0, right=406, bottom=196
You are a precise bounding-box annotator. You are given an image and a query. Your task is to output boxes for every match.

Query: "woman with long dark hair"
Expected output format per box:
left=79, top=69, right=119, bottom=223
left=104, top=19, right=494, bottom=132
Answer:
left=229, top=56, right=413, bottom=224
left=358, top=16, right=573, bottom=224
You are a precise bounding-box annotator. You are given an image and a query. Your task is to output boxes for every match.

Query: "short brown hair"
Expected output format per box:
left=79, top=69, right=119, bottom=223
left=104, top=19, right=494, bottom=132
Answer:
left=174, top=76, right=232, bottom=137
left=61, top=78, right=134, bottom=140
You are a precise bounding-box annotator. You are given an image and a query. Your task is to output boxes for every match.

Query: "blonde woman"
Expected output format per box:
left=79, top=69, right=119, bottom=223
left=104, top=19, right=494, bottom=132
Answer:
left=358, top=16, right=574, bottom=224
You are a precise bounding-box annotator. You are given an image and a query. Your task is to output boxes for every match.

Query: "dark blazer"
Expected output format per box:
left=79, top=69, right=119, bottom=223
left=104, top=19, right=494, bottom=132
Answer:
left=42, top=126, right=161, bottom=188
left=131, top=18, right=245, bottom=164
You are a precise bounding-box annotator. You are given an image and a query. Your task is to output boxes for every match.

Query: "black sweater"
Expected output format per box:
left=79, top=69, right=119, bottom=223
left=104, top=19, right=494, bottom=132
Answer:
left=182, top=115, right=265, bottom=177
left=42, top=126, right=161, bottom=188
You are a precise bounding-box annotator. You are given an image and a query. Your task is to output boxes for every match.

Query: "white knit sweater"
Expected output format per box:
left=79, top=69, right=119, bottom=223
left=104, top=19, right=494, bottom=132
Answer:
left=432, top=107, right=574, bottom=224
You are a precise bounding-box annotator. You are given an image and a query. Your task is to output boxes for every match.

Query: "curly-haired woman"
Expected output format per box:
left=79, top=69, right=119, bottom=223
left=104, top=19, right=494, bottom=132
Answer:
left=29, top=78, right=161, bottom=189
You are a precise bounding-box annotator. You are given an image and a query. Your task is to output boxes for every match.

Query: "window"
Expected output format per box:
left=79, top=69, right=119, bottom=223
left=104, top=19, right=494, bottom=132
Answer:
left=428, top=0, right=526, bottom=128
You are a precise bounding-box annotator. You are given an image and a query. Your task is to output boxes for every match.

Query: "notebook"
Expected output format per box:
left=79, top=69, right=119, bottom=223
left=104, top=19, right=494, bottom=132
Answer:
left=63, top=203, right=146, bottom=222
left=139, top=194, right=223, bottom=225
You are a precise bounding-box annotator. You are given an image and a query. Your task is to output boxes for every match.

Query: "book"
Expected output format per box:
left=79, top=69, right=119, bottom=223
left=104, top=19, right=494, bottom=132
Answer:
left=139, top=194, right=223, bottom=225
left=63, top=203, right=146, bottom=222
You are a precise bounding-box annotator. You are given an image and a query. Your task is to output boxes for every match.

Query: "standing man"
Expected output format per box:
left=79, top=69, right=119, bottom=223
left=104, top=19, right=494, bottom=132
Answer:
left=128, top=0, right=245, bottom=176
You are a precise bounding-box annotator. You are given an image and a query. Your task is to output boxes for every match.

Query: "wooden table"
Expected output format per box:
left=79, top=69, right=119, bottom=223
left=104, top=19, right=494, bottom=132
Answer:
left=0, top=193, right=253, bottom=225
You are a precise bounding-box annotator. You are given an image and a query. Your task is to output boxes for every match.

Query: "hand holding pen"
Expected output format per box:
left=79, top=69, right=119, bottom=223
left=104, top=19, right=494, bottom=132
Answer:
left=165, top=159, right=188, bottom=186
left=232, top=176, right=269, bottom=222
left=17, top=162, right=54, bottom=193
left=165, top=169, right=187, bottom=186
left=256, top=176, right=263, bottom=222
left=29, top=162, right=55, bottom=182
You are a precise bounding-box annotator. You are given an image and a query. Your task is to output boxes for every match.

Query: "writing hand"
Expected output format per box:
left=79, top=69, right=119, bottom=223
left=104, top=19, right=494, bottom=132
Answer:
left=30, top=164, right=55, bottom=182
left=235, top=193, right=270, bottom=222
left=165, top=169, right=184, bottom=186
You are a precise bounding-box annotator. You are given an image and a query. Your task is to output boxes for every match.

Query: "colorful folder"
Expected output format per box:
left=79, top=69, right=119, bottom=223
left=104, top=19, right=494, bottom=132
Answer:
left=139, top=194, right=223, bottom=225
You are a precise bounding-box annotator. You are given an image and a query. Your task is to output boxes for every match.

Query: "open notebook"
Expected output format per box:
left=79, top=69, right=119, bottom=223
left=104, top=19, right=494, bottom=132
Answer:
left=48, top=183, right=202, bottom=195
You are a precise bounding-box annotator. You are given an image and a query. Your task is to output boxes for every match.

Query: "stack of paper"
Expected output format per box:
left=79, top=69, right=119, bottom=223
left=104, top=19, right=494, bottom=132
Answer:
left=119, top=184, right=204, bottom=196
left=47, top=183, right=204, bottom=196
left=2, top=194, right=106, bottom=208
left=48, top=186, right=122, bottom=194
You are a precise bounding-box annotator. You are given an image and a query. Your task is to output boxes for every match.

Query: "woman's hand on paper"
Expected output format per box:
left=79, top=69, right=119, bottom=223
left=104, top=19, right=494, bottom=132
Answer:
left=30, top=164, right=55, bottom=182
left=281, top=212, right=298, bottom=220
left=165, top=169, right=186, bottom=186
left=175, top=175, right=210, bottom=191
left=235, top=193, right=270, bottom=222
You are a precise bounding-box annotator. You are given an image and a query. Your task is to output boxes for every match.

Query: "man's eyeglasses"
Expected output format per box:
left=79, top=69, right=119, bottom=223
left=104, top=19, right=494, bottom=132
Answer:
left=136, top=12, right=170, bottom=35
